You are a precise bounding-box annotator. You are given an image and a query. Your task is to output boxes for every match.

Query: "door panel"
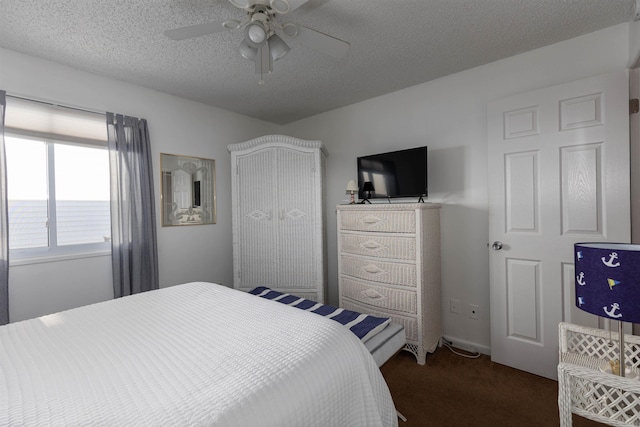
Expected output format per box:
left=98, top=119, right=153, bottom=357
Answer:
left=489, top=70, right=630, bottom=379
left=236, top=148, right=278, bottom=287
left=506, top=258, right=541, bottom=342
left=560, top=143, right=602, bottom=235
left=275, top=147, right=317, bottom=289
left=505, top=151, right=538, bottom=232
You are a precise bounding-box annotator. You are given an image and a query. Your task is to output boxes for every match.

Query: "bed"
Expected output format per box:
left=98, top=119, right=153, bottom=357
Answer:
left=0, top=282, right=398, bottom=426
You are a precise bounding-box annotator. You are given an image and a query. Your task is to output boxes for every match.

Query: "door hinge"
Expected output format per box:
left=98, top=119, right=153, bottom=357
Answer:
left=631, top=99, right=639, bottom=115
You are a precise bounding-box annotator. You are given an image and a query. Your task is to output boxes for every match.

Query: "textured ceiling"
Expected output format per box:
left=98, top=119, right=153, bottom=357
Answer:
left=0, top=0, right=636, bottom=124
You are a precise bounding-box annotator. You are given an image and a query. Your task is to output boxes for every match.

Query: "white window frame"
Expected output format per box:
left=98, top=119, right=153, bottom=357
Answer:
left=4, top=97, right=111, bottom=263
left=7, top=134, right=111, bottom=262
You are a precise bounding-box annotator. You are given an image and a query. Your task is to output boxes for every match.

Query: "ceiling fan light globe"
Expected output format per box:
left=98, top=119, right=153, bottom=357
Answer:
left=248, top=26, right=265, bottom=43
left=270, top=0, right=291, bottom=14
left=239, top=40, right=258, bottom=61
left=269, top=34, right=290, bottom=61
left=245, top=22, right=267, bottom=47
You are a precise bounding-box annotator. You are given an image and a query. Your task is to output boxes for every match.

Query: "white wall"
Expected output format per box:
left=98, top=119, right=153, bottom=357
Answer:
left=0, top=47, right=279, bottom=322
left=283, top=23, right=633, bottom=353
left=2, top=22, right=635, bottom=354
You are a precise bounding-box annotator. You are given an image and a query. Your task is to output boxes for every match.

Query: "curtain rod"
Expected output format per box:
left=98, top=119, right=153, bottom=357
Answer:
left=6, top=93, right=106, bottom=117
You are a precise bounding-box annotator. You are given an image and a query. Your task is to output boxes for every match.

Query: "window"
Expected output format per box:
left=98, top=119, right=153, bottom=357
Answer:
left=4, top=97, right=110, bottom=259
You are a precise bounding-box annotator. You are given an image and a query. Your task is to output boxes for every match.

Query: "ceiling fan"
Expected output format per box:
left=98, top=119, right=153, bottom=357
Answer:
left=164, top=0, right=350, bottom=82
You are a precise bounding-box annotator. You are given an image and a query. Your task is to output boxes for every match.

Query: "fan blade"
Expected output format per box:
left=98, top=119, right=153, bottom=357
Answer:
left=164, top=21, right=232, bottom=41
left=286, top=0, right=311, bottom=12
left=284, top=24, right=350, bottom=59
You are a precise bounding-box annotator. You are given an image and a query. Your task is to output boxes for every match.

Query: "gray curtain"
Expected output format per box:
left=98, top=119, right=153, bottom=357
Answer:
left=107, top=113, right=159, bottom=298
left=0, top=91, right=8, bottom=324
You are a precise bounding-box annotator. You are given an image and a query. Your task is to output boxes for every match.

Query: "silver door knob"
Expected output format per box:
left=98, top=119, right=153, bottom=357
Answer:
left=492, top=241, right=503, bottom=250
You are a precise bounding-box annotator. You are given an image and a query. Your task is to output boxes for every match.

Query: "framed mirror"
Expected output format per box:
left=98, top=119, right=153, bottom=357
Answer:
left=161, top=153, right=216, bottom=226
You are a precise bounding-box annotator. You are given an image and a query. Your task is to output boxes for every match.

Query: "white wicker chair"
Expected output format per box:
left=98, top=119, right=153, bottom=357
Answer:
left=558, top=322, right=640, bottom=426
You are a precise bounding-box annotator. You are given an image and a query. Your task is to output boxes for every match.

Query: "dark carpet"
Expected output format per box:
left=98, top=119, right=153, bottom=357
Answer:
left=380, top=347, right=603, bottom=426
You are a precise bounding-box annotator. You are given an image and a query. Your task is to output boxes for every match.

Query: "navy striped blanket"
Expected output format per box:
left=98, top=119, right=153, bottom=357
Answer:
left=248, top=286, right=391, bottom=342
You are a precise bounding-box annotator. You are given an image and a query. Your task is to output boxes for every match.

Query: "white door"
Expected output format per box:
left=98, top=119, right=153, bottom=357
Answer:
left=488, top=70, right=630, bottom=379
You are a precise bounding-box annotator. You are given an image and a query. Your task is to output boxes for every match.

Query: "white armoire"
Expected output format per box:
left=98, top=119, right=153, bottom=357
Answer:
left=228, top=135, right=327, bottom=302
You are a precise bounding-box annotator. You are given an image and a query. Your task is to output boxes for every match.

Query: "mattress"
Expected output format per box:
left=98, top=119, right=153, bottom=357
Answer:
left=0, top=282, right=397, bottom=427
left=365, top=322, right=406, bottom=367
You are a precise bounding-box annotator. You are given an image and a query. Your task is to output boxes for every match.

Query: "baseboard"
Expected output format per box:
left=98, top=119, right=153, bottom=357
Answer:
left=442, top=335, right=491, bottom=356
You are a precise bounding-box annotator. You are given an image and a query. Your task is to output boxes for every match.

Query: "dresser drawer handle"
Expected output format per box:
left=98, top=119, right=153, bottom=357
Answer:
left=362, top=264, right=383, bottom=274
left=361, top=216, right=381, bottom=224
left=362, top=241, right=382, bottom=250
left=362, top=289, right=383, bottom=299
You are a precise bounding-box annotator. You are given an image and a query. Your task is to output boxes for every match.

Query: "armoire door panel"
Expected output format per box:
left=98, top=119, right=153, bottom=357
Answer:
left=237, top=149, right=278, bottom=286
left=276, top=148, right=317, bottom=287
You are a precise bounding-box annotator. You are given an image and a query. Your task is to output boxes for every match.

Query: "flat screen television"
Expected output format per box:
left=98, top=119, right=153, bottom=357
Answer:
left=357, top=146, right=428, bottom=201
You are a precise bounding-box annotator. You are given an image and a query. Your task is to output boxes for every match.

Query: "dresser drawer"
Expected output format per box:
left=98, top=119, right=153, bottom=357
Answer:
left=341, top=277, right=417, bottom=314
left=339, top=210, right=416, bottom=233
left=340, top=233, right=416, bottom=260
left=340, top=255, right=417, bottom=287
left=342, top=298, right=419, bottom=342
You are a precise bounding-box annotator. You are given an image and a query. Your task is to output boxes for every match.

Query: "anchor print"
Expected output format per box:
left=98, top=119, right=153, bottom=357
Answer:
left=576, top=272, right=586, bottom=286
left=601, top=252, right=620, bottom=268
left=603, top=303, right=623, bottom=318
left=577, top=296, right=585, bottom=307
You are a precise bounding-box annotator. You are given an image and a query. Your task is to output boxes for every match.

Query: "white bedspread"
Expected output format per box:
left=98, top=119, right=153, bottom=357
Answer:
left=0, top=282, right=397, bottom=427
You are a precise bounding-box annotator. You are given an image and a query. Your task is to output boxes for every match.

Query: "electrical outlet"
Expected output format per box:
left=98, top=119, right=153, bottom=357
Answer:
left=450, top=298, right=461, bottom=314
left=469, top=304, right=479, bottom=320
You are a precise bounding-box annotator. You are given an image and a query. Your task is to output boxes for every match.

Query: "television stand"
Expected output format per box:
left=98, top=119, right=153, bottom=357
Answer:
left=418, top=196, right=425, bottom=203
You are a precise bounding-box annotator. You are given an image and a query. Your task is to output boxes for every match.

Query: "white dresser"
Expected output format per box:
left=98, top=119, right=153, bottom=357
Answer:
left=228, top=135, right=327, bottom=302
left=336, top=203, right=441, bottom=364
